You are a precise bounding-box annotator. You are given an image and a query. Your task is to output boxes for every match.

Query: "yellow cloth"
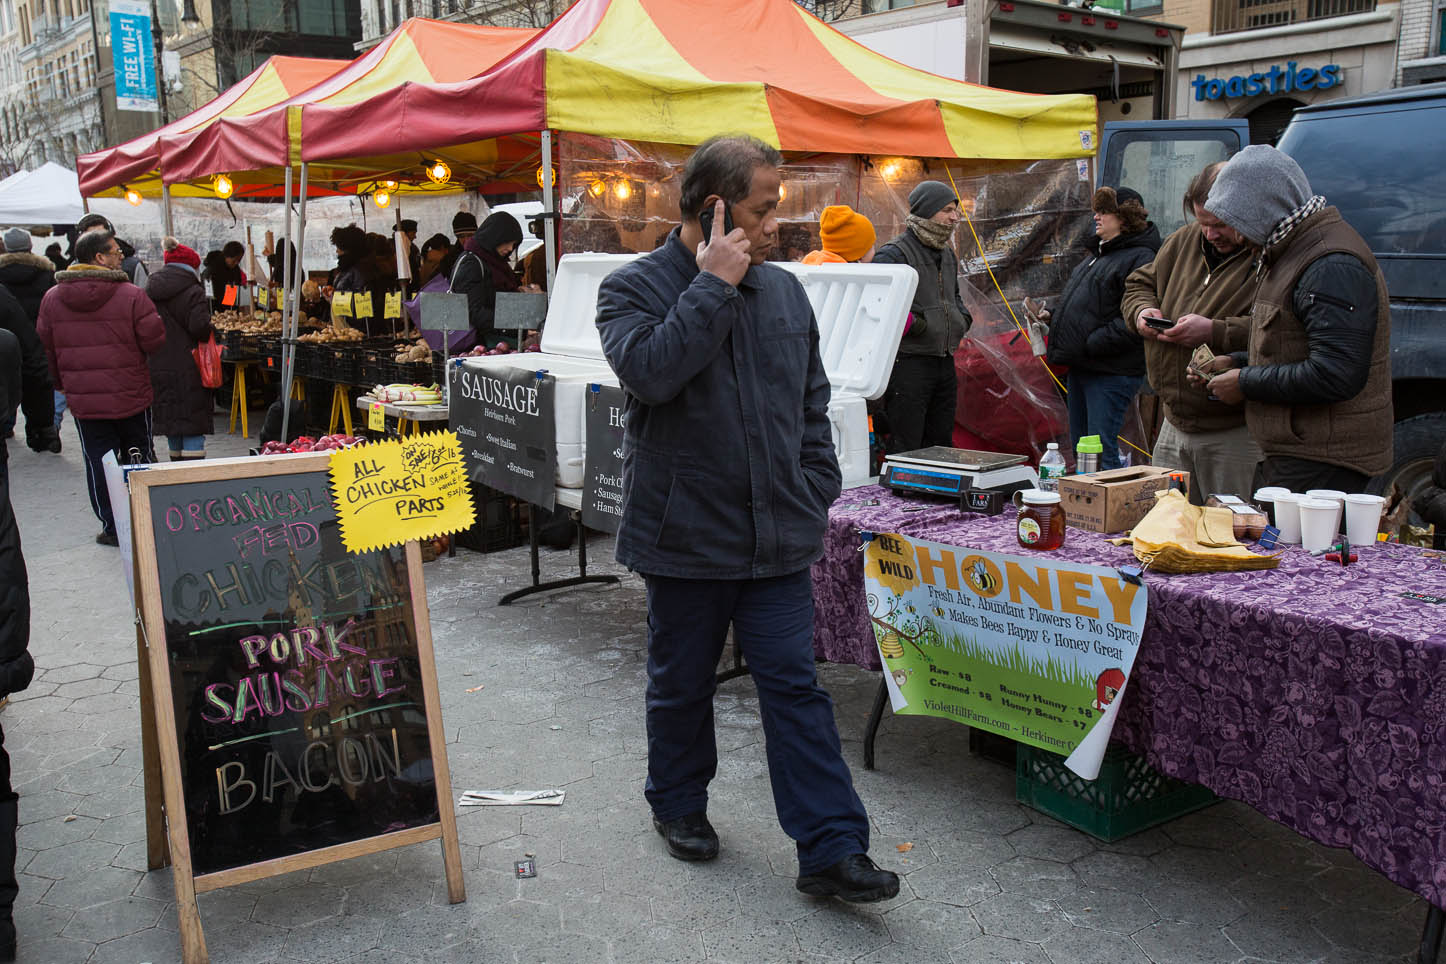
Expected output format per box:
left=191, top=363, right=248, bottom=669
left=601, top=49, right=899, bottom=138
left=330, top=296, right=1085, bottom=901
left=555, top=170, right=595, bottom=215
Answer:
left=818, top=205, right=876, bottom=263
left=1129, top=490, right=1281, bottom=573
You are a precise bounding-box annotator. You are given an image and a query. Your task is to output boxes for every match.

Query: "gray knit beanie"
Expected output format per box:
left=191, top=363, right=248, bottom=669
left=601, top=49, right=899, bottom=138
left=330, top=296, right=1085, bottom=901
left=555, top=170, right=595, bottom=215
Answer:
left=908, top=180, right=958, bottom=219
left=1204, top=145, right=1313, bottom=246
left=2, top=227, right=31, bottom=252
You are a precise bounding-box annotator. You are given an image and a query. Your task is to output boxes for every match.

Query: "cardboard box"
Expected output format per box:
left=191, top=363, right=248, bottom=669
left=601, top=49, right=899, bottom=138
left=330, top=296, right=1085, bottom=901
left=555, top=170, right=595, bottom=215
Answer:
left=1059, top=466, right=1189, bottom=534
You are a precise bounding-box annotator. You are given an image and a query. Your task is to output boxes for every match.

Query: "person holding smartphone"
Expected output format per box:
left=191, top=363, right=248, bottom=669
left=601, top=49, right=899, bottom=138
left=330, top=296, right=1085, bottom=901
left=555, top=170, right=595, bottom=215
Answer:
left=595, top=134, right=898, bottom=905
left=1122, top=161, right=1260, bottom=502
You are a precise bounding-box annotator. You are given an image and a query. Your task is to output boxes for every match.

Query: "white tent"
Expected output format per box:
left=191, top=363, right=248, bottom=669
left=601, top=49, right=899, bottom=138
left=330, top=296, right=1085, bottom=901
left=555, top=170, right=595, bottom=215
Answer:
left=0, top=162, right=88, bottom=224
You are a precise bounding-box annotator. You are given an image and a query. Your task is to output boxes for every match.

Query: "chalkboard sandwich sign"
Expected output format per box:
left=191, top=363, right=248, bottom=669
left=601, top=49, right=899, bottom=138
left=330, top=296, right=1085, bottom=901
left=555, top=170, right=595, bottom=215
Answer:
left=128, top=452, right=465, bottom=964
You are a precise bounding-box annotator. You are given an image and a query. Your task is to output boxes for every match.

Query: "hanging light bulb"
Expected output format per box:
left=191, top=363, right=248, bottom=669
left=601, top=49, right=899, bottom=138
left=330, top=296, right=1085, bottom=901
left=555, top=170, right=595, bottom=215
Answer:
left=535, top=167, right=547, bottom=189
left=213, top=173, right=234, bottom=199
left=374, top=190, right=392, bottom=208
left=123, top=187, right=142, bottom=206
left=612, top=179, right=632, bottom=201
left=778, top=182, right=788, bottom=202
left=879, top=160, right=902, bottom=182
left=587, top=179, right=606, bottom=198
left=379, top=179, right=398, bottom=191
left=426, top=159, right=451, bottom=185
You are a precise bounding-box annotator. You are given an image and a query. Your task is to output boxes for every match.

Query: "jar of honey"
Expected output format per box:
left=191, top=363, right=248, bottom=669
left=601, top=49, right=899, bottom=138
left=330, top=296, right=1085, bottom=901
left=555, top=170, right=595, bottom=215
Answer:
left=1013, top=489, right=1066, bottom=550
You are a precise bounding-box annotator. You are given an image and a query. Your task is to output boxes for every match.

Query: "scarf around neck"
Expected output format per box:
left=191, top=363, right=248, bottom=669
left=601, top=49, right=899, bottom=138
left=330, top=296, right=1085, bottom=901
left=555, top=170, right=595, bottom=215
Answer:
left=907, top=214, right=956, bottom=250
left=1266, top=195, right=1327, bottom=249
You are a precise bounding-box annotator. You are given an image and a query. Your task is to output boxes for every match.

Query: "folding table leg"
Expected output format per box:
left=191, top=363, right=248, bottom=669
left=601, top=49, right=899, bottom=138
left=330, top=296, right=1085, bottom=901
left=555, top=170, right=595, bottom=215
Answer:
left=1420, top=905, right=1444, bottom=964
left=863, top=676, right=890, bottom=770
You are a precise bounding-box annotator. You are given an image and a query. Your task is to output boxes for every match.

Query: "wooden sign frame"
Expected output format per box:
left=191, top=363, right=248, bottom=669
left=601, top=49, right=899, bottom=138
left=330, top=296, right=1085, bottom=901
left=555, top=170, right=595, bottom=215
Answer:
left=128, top=453, right=464, bottom=964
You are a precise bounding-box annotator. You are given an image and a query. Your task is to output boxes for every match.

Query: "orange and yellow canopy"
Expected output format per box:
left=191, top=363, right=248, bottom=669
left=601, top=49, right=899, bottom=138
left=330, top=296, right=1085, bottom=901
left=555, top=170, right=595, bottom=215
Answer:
left=158, top=0, right=1097, bottom=192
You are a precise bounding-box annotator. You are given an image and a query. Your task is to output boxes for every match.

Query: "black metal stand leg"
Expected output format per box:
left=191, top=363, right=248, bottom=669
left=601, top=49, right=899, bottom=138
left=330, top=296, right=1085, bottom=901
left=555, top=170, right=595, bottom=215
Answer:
left=1419, top=905, right=1444, bottom=964
left=498, top=505, right=620, bottom=606
left=716, top=637, right=748, bottom=685
left=863, top=676, right=890, bottom=771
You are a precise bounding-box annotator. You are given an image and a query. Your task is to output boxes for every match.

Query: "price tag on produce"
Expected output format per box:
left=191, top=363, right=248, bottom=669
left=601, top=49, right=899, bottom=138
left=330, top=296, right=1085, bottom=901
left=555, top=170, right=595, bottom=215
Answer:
left=369, top=400, right=386, bottom=431
left=257, top=288, right=270, bottom=308
left=331, top=291, right=353, bottom=318
left=222, top=285, right=238, bottom=307
left=384, top=291, right=402, bottom=319
left=354, top=291, right=374, bottom=318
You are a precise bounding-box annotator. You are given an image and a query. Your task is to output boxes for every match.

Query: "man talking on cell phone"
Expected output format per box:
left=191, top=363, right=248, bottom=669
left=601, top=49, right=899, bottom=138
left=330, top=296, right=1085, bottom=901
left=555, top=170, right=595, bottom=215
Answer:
left=595, top=135, right=898, bottom=903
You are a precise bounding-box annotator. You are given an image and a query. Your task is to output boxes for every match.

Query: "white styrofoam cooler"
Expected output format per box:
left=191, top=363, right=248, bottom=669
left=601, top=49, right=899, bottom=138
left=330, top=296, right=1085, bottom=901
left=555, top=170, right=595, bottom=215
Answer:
left=459, top=254, right=637, bottom=487
left=458, top=253, right=917, bottom=491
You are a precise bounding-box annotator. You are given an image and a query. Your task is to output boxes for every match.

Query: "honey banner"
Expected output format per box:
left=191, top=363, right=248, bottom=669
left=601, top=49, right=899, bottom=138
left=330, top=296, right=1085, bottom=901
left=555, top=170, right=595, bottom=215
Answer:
left=862, top=532, right=1147, bottom=779
left=328, top=432, right=475, bottom=553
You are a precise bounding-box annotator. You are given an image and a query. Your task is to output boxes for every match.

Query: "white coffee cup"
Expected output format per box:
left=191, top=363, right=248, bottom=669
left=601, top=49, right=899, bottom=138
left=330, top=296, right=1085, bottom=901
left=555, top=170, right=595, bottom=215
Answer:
left=1306, top=489, right=1347, bottom=535
left=1344, top=493, right=1386, bottom=546
left=1273, top=492, right=1303, bottom=545
left=1298, top=498, right=1339, bottom=553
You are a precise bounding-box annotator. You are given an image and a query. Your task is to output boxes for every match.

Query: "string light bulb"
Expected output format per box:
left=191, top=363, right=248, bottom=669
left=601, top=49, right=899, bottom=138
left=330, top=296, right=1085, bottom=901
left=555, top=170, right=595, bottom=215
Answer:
left=123, top=187, right=142, bottom=206
left=425, top=159, right=451, bottom=185
left=612, top=179, right=632, bottom=201
left=587, top=179, right=606, bottom=198
left=213, top=173, right=234, bottom=199
left=379, top=179, right=398, bottom=191
left=535, top=167, right=547, bottom=189
left=879, top=160, right=902, bottom=182
left=778, top=182, right=788, bottom=202
left=374, top=190, right=391, bottom=208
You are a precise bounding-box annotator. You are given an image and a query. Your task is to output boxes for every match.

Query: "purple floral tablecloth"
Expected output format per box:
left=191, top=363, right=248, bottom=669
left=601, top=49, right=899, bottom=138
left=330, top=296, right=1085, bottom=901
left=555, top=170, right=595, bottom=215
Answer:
left=811, top=485, right=1446, bottom=908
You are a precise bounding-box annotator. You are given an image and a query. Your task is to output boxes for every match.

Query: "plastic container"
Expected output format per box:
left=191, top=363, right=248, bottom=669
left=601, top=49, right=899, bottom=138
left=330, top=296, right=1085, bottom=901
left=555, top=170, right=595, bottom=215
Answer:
left=1038, top=443, right=1065, bottom=492
left=1305, top=489, right=1347, bottom=536
left=1075, top=435, right=1103, bottom=475
left=1016, top=743, right=1218, bottom=842
left=1014, top=489, right=1065, bottom=550
left=1298, top=497, right=1339, bottom=552
left=1344, top=493, right=1386, bottom=546
left=1273, top=492, right=1303, bottom=544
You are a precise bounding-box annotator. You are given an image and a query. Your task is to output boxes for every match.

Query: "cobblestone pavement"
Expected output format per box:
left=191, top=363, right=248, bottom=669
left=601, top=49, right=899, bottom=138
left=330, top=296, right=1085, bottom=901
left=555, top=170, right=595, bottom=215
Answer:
left=1, top=416, right=1428, bottom=963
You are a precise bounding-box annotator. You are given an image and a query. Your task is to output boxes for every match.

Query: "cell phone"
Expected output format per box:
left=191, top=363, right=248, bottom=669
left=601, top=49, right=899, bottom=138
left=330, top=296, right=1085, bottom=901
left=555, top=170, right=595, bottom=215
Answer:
left=698, top=201, right=735, bottom=240
left=1145, top=316, right=1176, bottom=331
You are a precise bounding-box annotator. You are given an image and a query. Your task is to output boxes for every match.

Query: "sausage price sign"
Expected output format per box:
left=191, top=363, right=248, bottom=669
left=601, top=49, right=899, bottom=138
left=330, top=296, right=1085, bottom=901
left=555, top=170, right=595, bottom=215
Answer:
left=863, top=532, right=1147, bottom=779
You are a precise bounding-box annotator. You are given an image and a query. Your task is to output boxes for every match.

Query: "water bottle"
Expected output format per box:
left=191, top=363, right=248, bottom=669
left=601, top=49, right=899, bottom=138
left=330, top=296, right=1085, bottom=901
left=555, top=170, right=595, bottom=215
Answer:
left=1075, top=435, right=1103, bottom=475
left=1038, top=443, right=1065, bottom=492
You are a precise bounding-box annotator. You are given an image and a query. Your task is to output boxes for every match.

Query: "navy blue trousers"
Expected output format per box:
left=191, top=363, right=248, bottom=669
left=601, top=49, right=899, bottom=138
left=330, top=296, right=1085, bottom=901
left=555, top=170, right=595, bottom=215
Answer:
left=643, top=569, right=869, bottom=874
left=1066, top=371, right=1141, bottom=472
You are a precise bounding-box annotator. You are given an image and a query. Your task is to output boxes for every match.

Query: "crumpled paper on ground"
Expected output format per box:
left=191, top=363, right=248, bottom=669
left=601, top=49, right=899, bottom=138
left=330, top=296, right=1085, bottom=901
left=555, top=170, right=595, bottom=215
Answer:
left=1127, top=490, right=1282, bottom=573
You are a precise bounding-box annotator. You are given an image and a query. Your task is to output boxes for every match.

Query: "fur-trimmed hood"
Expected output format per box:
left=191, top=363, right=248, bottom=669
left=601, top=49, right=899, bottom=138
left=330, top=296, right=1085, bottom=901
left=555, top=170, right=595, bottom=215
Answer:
left=55, top=266, right=130, bottom=284
left=0, top=251, right=55, bottom=274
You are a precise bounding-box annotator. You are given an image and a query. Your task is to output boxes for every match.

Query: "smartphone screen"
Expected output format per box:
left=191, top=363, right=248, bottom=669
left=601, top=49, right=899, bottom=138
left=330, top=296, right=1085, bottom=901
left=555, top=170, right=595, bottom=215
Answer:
left=698, top=202, right=735, bottom=240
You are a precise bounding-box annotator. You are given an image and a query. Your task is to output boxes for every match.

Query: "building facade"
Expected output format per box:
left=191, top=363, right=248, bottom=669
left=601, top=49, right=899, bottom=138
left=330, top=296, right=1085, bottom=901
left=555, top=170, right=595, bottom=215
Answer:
left=1153, top=0, right=1437, bottom=141
left=0, top=0, right=103, bottom=172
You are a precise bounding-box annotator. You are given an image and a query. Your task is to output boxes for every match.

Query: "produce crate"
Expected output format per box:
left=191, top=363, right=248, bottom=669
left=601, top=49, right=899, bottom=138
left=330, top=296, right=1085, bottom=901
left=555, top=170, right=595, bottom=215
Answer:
left=256, top=336, right=283, bottom=374
left=396, top=360, right=433, bottom=386
left=356, top=346, right=392, bottom=387
left=452, top=482, right=524, bottom=553
left=1015, top=743, right=1217, bottom=842
left=317, top=345, right=361, bottom=386
left=293, top=342, right=319, bottom=379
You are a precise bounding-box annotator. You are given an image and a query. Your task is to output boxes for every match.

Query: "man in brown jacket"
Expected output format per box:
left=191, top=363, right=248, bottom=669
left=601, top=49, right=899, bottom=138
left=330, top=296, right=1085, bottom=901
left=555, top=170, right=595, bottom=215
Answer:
left=1196, top=145, right=1392, bottom=494
left=1123, top=162, right=1260, bottom=502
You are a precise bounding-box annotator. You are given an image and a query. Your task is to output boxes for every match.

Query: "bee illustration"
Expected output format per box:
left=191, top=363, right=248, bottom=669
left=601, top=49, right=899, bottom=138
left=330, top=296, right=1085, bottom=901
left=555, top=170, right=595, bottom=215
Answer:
left=931, top=605, right=946, bottom=618
left=968, top=559, right=998, bottom=594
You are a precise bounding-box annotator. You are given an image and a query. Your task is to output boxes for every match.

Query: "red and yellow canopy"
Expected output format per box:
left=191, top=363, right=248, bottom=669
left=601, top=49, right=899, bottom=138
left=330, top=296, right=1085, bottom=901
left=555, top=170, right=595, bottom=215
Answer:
left=158, top=0, right=1097, bottom=192
left=78, top=55, right=346, bottom=198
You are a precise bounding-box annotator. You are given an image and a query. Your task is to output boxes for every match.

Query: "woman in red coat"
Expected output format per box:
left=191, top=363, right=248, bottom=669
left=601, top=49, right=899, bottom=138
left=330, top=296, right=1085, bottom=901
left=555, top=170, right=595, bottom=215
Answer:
left=145, top=240, right=214, bottom=461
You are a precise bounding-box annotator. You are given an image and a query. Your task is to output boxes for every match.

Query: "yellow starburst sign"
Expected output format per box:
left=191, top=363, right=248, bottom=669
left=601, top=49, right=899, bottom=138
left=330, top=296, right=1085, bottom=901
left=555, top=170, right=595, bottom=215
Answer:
left=328, top=431, right=475, bottom=554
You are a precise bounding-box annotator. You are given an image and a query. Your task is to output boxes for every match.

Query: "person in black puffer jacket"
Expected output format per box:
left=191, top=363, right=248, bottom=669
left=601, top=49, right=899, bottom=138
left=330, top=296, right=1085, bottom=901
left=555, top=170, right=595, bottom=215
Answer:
left=146, top=239, right=215, bottom=461
left=200, top=242, right=246, bottom=310
left=449, top=211, right=538, bottom=353
left=1044, top=187, right=1162, bottom=470
left=325, top=225, right=380, bottom=335
left=0, top=228, right=58, bottom=453
left=0, top=324, right=37, bottom=961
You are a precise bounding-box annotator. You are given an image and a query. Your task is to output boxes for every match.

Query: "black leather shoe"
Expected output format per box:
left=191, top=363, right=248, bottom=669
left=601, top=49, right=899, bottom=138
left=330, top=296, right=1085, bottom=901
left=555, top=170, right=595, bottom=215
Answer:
left=652, top=812, right=719, bottom=862
left=796, top=853, right=900, bottom=903
left=95, top=530, right=118, bottom=547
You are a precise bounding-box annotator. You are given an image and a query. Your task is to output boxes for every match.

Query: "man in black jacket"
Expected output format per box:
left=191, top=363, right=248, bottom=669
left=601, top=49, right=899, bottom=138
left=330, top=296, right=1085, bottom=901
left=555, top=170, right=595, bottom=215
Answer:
left=872, top=181, right=973, bottom=452
left=1195, top=146, right=1392, bottom=493
left=0, top=326, right=36, bottom=961
left=596, top=135, right=897, bottom=904
left=0, top=229, right=59, bottom=453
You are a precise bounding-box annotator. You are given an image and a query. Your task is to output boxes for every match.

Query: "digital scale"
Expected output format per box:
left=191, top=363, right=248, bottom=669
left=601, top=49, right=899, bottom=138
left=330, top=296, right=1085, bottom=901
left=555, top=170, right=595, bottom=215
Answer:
left=882, top=447, right=1040, bottom=511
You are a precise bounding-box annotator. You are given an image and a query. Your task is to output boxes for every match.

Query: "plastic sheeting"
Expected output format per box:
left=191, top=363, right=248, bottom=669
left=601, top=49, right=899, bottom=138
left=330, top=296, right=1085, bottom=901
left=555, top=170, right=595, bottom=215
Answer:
left=556, top=135, right=1094, bottom=461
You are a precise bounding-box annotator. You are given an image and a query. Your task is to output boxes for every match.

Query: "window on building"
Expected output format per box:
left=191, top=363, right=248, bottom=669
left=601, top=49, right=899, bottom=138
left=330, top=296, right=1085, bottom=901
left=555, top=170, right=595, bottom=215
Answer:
left=297, top=0, right=348, bottom=34
left=1438, top=6, right=1446, bottom=56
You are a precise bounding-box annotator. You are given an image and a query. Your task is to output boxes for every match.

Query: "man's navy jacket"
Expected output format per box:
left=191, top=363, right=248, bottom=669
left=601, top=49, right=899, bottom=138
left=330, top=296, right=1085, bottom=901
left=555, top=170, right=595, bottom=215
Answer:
left=596, top=230, right=841, bottom=580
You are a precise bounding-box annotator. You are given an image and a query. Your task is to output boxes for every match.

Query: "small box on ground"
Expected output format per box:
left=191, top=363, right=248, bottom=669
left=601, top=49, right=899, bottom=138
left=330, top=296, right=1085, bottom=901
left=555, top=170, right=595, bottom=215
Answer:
left=1016, top=743, right=1217, bottom=841
left=1058, top=466, right=1188, bottom=534
left=453, top=482, right=524, bottom=553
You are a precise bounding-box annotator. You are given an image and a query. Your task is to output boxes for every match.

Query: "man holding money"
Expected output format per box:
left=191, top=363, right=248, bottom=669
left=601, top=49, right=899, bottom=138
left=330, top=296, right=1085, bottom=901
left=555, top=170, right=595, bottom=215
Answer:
left=1122, top=161, right=1260, bottom=502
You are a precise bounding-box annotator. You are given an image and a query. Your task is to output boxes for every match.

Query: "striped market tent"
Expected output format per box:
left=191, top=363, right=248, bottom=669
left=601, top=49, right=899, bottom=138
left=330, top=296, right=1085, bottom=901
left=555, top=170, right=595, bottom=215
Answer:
left=157, top=0, right=1098, bottom=194
left=78, top=56, right=346, bottom=198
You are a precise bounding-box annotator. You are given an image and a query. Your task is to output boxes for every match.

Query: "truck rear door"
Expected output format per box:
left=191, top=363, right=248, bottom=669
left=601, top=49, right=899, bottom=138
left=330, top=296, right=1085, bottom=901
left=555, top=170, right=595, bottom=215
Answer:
left=1099, top=121, right=1250, bottom=238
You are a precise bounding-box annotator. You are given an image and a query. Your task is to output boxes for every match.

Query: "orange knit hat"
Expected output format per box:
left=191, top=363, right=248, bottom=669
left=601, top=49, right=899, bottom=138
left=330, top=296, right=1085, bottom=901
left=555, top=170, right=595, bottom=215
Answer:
left=819, top=205, right=876, bottom=262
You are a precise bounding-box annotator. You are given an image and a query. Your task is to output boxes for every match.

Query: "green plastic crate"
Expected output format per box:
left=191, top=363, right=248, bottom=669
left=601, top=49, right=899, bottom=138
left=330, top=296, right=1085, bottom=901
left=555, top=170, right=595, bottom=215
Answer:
left=1016, top=743, right=1217, bottom=842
